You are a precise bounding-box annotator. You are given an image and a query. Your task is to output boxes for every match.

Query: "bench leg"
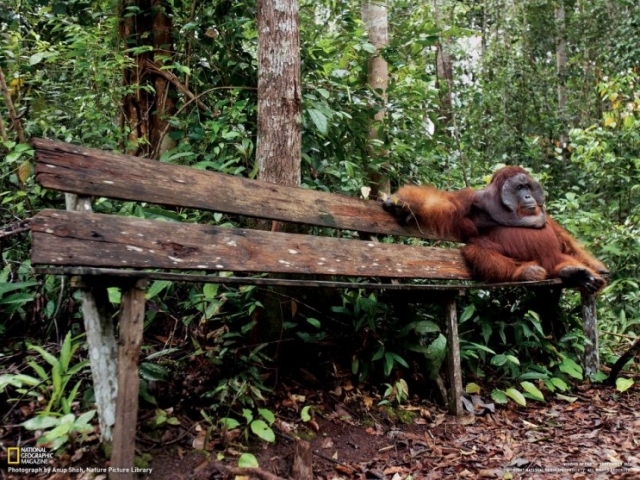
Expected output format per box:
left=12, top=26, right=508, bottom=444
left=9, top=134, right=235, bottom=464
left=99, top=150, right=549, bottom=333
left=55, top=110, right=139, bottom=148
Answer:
left=444, top=297, right=463, bottom=416
left=79, top=284, right=118, bottom=442
left=581, top=291, right=599, bottom=376
left=111, top=282, right=146, bottom=479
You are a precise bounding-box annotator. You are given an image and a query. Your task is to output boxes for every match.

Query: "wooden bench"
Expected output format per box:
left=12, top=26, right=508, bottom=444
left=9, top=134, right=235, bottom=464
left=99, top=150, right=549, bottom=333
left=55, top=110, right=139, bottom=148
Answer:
left=30, top=138, right=600, bottom=475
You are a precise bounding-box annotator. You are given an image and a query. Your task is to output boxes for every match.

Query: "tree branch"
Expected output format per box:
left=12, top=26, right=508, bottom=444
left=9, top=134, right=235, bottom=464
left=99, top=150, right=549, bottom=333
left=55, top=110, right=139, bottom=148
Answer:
left=0, top=67, right=26, bottom=143
left=0, top=220, right=31, bottom=240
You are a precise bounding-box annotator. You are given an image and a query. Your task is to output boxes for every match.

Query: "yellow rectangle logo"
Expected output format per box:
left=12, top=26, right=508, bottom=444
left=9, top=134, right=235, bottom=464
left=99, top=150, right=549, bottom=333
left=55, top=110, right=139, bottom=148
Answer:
left=8, top=447, right=20, bottom=464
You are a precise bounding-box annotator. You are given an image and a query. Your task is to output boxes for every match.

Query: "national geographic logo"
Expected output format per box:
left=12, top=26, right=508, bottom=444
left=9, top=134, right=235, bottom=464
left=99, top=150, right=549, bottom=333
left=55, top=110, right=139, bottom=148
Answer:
left=7, top=447, right=20, bottom=464
left=6, top=447, right=53, bottom=465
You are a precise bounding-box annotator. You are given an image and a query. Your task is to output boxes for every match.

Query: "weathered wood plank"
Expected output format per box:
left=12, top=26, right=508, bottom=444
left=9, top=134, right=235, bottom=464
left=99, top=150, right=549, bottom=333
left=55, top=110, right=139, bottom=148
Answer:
left=33, top=266, right=567, bottom=290
left=32, top=137, right=445, bottom=240
left=31, top=209, right=471, bottom=280
left=581, top=291, right=599, bottom=376
left=444, top=297, right=463, bottom=416
left=79, top=283, right=117, bottom=443
left=110, top=282, right=146, bottom=479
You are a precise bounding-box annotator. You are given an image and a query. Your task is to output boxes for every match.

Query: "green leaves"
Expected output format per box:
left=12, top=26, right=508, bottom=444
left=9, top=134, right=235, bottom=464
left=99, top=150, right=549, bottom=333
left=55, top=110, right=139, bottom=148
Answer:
left=520, top=381, right=544, bottom=402
left=221, top=408, right=276, bottom=444
left=22, top=411, right=96, bottom=451
left=307, top=108, right=329, bottom=136
left=505, top=388, right=527, bottom=407
left=615, top=378, right=633, bottom=393
left=250, top=420, right=275, bottom=443
left=238, top=453, right=260, bottom=468
left=25, top=332, right=89, bottom=415
left=559, top=358, right=583, bottom=380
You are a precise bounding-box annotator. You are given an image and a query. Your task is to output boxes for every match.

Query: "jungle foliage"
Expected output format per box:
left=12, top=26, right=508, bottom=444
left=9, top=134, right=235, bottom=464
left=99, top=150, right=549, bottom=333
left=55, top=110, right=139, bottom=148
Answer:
left=1, top=0, right=639, bottom=443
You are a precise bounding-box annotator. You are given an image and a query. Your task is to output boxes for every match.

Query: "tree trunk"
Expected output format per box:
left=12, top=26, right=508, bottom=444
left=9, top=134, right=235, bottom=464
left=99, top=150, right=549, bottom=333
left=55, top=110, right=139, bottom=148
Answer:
left=119, top=0, right=176, bottom=158
left=362, top=0, right=389, bottom=198
left=555, top=0, right=568, bottom=144
left=433, top=0, right=453, bottom=126
left=255, top=0, right=302, bottom=341
left=256, top=0, right=301, bottom=188
left=433, top=0, right=468, bottom=186
left=0, top=67, right=26, bottom=144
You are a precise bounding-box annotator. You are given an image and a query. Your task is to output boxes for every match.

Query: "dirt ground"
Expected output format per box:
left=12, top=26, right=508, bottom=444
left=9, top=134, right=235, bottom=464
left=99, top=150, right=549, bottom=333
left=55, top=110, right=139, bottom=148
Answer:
left=146, top=382, right=640, bottom=480
left=3, top=380, right=639, bottom=480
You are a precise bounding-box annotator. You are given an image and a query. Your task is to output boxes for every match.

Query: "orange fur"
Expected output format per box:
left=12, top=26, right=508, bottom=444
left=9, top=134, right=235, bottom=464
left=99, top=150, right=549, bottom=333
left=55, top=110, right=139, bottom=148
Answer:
left=393, top=185, right=477, bottom=241
left=385, top=167, right=608, bottom=292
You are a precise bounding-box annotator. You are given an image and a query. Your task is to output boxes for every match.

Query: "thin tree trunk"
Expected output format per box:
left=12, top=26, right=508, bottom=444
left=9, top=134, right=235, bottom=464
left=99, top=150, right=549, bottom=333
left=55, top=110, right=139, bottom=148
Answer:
left=255, top=0, right=302, bottom=346
left=0, top=113, right=7, bottom=141
left=362, top=0, right=389, bottom=198
left=0, top=67, right=26, bottom=143
left=119, top=0, right=176, bottom=158
left=434, top=0, right=453, bottom=125
left=256, top=0, right=301, bottom=188
left=149, top=0, right=177, bottom=158
left=433, top=0, right=468, bottom=186
left=555, top=1, right=568, bottom=144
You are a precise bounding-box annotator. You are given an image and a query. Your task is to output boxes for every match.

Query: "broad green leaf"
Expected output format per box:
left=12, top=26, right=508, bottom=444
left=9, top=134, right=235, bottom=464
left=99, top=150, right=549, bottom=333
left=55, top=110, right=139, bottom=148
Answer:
left=202, top=283, right=219, bottom=299
left=29, top=52, right=45, bottom=65
left=559, top=358, right=583, bottom=380
left=372, top=345, right=384, bottom=361
left=76, top=410, right=97, bottom=425
left=146, top=280, right=172, bottom=299
left=505, top=388, right=526, bottom=406
left=460, top=305, right=476, bottom=323
left=29, top=344, right=59, bottom=369
left=22, top=415, right=59, bottom=430
left=491, top=354, right=507, bottom=366
left=351, top=356, right=359, bottom=375
left=139, top=363, right=169, bottom=382
left=219, top=417, right=240, bottom=430
left=0, top=281, right=37, bottom=296
left=258, top=408, right=275, bottom=425
left=506, top=355, right=520, bottom=366
left=238, top=453, right=259, bottom=468
left=308, top=109, right=328, bottom=136
left=520, top=372, right=548, bottom=380
left=301, top=405, right=312, bottom=422
left=250, top=419, right=275, bottom=442
left=28, top=360, right=49, bottom=381
left=615, top=377, right=634, bottom=393
left=423, top=334, right=447, bottom=380
left=66, top=359, right=89, bottom=376
left=550, top=377, right=568, bottom=391
left=306, top=317, right=321, bottom=328
left=466, top=383, right=481, bottom=394
left=0, top=293, right=36, bottom=305
left=107, top=287, right=121, bottom=304
left=491, top=389, right=509, bottom=404
left=387, top=352, right=409, bottom=368
left=521, top=381, right=544, bottom=401
left=383, top=352, right=394, bottom=377
left=409, top=320, right=441, bottom=335
left=0, top=373, right=41, bottom=389
left=242, top=408, right=253, bottom=423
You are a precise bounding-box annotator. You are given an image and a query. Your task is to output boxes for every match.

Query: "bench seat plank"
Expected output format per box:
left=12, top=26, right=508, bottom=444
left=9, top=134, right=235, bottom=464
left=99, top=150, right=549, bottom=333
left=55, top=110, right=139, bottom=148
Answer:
left=32, top=266, right=565, bottom=290
left=31, top=209, right=472, bottom=280
left=33, top=138, right=444, bottom=240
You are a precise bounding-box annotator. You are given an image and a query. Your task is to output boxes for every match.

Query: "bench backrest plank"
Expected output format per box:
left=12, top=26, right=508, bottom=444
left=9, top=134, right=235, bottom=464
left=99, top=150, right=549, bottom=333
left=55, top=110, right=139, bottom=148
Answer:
left=31, top=209, right=471, bottom=280
left=33, top=138, right=449, bottom=240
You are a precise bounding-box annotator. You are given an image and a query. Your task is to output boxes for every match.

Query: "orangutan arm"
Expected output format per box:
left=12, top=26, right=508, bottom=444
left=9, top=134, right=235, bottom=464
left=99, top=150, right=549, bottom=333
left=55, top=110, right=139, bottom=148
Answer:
left=382, top=185, right=478, bottom=241
left=547, top=218, right=609, bottom=274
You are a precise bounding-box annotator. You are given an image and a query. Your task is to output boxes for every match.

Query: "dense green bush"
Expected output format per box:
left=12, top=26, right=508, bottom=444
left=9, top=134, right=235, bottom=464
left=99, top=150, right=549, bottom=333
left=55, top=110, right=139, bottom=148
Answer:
left=1, top=0, right=637, bottom=426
